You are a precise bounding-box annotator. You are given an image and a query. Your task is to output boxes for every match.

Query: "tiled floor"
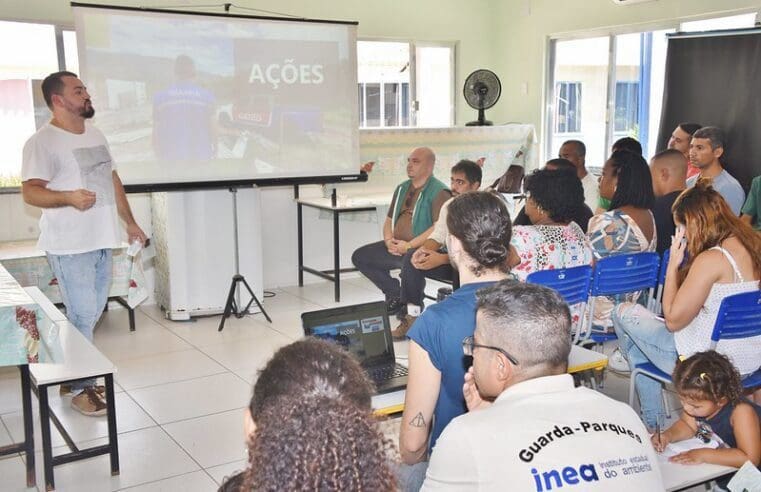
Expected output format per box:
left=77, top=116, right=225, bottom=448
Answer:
left=0, top=276, right=698, bottom=491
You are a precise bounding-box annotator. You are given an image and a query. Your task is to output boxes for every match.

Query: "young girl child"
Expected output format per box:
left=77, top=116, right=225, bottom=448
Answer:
left=652, top=351, right=761, bottom=470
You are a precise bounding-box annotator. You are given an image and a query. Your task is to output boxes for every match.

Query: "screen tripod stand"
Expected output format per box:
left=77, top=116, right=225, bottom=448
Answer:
left=219, top=187, right=271, bottom=331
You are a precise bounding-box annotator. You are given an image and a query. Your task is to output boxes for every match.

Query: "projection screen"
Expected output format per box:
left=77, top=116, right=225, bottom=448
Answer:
left=71, top=3, right=360, bottom=190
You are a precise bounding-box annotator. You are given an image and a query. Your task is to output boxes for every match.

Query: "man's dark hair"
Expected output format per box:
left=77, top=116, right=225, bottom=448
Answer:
left=447, top=191, right=512, bottom=276
left=561, top=139, right=586, bottom=157
left=612, top=136, right=643, bottom=156
left=524, top=168, right=585, bottom=224
left=608, top=150, right=655, bottom=210
left=451, top=159, right=482, bottom=185
left=476, top=281, right=571, bottom=371
left=41, top=71, right=78, bottom=109
left=678, top=122, right=702, bottom=136
left=692, top=126, right=726, bottom=151
left=544, top=158, right=576, bottom=172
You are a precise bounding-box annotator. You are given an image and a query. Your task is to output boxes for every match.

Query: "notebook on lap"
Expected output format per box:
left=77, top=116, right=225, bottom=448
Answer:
left=301, top=301, right=408, bottom=394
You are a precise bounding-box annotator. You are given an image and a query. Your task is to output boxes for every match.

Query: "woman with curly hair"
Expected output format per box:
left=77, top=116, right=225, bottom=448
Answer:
left=507, top=167, right=593, bottom=281
left=613, top=179, right=761, bottom=430
left=219, top=338, right=396, bottom=491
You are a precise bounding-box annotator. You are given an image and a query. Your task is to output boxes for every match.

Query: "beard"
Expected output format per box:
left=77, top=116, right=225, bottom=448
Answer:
left=65, top=98, right=95, bottom=119
left=81, top=101, right=95, bottom=119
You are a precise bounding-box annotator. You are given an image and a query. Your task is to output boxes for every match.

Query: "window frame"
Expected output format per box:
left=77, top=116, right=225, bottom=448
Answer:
left=357, top=37, right=456, bottom=128
left=542, top=8, right=760, bottom=166
left=0, top=18, right=76, bottom=192
left=554, top=81, right=582, bottom=134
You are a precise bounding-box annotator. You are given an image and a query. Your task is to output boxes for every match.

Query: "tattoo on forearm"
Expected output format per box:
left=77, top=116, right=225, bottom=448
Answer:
left=410, top=412, right=426, bottom=428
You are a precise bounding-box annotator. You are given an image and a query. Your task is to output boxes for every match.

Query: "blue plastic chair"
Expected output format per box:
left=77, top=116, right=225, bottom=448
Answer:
left=629, top=289, right=761, bottom=412
left=527, top=265, right=593, bottom=343
left=584, top=252, right=661, bottom=344
left=648, top=249, right=670, bottom=315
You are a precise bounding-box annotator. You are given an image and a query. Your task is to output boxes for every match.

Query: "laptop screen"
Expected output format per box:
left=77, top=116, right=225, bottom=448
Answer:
left=301, top=301, right=394, bottom=367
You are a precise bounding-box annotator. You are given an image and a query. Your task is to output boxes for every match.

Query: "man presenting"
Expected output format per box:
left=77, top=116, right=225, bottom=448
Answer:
left=392, top=159, right=481, bottom=339
left=22, top=71, right=147, bottom=416
left=687, top=126, right=745, bottom=214
left=352, top=147, right=450, bottom=315
left=650, top=149, right=687, bottom=255
left=423, top=281, right=663, bottom=491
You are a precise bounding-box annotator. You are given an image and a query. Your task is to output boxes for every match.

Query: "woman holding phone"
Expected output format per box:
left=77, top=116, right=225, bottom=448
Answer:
left=612, top=179, right=761, bottom=430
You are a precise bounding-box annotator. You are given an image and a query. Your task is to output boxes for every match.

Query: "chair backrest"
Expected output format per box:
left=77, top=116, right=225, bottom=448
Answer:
left=527, top=265, right=592, bottom=305
left=658, top=249, right=670, bottom=285
left=590, top=252, right=661, bottom=297
left=710, top=290, right=761, bottom=343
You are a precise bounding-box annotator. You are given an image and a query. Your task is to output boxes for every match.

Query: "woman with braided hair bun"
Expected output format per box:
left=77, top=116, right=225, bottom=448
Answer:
left=218, top=338, right=396, bottom=491
left=398, top=191, right=513, bottom=491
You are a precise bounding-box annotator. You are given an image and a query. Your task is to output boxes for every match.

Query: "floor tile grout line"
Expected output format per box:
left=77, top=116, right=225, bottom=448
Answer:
left=157, top=411, right=245, bottom=472
left=159, top=406, right=247, bottom=428
left=124, top=368, right=251, bottom=400
left=114, top=469, right=214, bottom=491
left=118, top=367, right=231, bottom=393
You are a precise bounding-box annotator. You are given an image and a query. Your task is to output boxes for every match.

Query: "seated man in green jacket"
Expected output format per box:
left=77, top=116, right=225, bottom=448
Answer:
left=352, top=147, right=451, bottom=316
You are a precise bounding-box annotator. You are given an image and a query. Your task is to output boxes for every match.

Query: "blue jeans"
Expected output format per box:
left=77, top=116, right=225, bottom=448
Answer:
left=612, top=302, right=678, bottom=429
left=47, top=249, right=113, bottom=391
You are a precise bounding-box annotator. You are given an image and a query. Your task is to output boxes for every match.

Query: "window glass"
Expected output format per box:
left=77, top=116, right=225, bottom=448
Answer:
left=0, top=21, right=59, bottom=187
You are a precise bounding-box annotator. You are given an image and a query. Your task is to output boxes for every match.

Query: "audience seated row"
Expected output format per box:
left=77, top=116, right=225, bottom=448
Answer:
left=613, top=179, right=761, bottom=429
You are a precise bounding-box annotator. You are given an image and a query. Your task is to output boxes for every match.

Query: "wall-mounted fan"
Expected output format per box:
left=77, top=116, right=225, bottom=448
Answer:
left=463, top=69, right=501, bottom=126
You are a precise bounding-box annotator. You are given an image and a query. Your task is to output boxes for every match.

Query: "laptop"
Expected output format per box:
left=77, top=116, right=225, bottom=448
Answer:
left=301, top=301, right=408, bottom=394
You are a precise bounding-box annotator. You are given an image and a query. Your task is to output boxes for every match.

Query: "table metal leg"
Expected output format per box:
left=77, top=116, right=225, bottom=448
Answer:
left=19, top=365, right=36, bottom=487
left=297, top=202, right=304, bottom=286
left=104, top=374, right=120, bottom=476
left=38, top=385, right=55, bottom=491
left=333, top=210, right=340, bottom=302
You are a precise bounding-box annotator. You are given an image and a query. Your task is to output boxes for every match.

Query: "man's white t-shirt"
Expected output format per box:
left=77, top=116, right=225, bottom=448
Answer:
left=22, top=122, right=121, bottom=255
left=581, top=172, right=600, bottom=212
left=423, top=374, right=664, bottom=491
left=428, top=197, right=453, bottom=246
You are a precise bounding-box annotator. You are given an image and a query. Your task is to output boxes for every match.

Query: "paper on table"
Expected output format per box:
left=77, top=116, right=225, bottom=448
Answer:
left=659, top=436, right=721, bottom=459
left=727, top=460, right=761, bottom=491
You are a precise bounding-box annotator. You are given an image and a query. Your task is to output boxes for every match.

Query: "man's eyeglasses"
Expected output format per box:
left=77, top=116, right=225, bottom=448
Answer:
left=462, top=336, right=519, bottom=365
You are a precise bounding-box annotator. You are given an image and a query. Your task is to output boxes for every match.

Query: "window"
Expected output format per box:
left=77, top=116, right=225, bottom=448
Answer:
left=546, top=12, right=758, bottom=167
left=614, top=81, right=639, bottom=134
left=357, top=40, right=453, bottom=128
left=0, top=20, right=77, bottom=188
left=555, top=82, right=581, bottom=133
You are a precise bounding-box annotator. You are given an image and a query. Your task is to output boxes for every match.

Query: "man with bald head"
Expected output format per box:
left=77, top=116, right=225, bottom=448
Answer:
left=650, top=149, right=687, bottom=254
left=352, top=147, right=451, bottom=315
left=558, top=140, right=598, bottom=211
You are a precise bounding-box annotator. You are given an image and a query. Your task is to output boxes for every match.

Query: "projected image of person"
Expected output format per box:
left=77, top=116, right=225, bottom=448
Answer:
left=152, top=55, right=216, bottom=160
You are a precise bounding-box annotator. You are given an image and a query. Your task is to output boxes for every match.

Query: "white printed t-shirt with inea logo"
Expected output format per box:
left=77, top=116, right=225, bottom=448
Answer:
left=22, top=123, right=121, bottom=255
left=423, top=374, right=664, bottom=492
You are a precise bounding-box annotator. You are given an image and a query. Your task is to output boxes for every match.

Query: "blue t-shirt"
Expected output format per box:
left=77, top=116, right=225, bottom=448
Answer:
left=407, top=281, right=497, bottom=452
left=687, top=169, right=745, bottom=215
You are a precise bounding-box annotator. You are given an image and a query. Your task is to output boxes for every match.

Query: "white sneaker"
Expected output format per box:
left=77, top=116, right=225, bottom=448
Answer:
left=608, top=348, right=631, bottom=373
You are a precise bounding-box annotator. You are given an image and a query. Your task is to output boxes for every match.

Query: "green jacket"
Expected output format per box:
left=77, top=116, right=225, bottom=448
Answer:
left=391, top=176, right=449, bottom=237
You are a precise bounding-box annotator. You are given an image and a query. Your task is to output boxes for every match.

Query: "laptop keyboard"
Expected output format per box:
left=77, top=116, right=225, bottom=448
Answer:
left=368, top=364, right=408, bottom=382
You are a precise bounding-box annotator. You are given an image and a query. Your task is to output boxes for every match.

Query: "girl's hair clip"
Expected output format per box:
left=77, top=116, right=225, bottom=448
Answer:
left=699, top=372, right=709, bottom=381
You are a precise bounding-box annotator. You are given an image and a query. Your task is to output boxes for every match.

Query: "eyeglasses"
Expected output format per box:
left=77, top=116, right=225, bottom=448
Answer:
left=462, top=336, right=519, bottom=365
